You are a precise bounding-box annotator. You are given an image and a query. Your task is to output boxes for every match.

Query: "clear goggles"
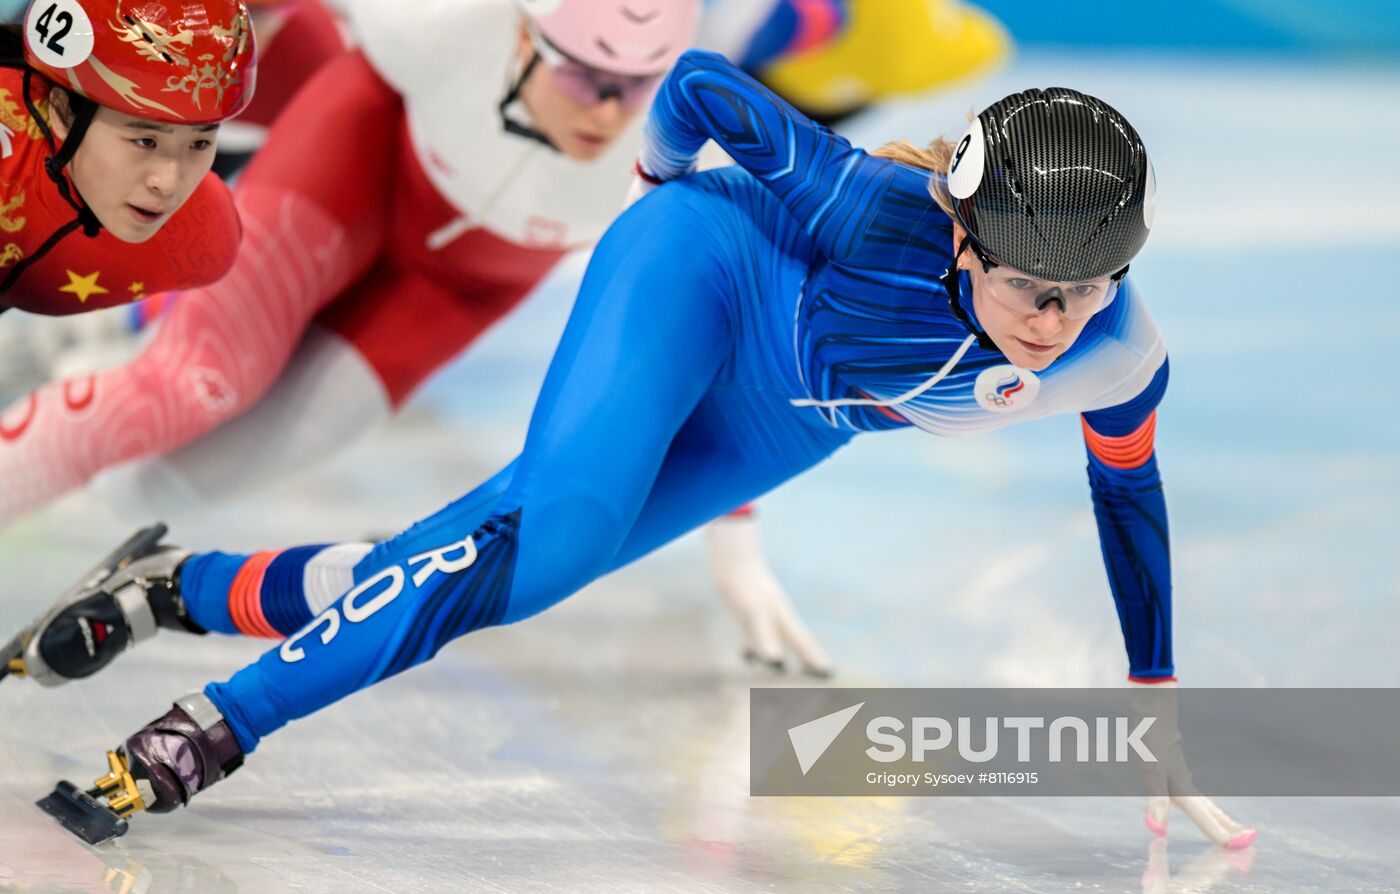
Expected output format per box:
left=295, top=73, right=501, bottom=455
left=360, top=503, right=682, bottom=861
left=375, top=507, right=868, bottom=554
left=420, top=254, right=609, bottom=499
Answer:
left=967, top=240, right=1124, bottom=321
left=526, top=22, right=664, bottom=111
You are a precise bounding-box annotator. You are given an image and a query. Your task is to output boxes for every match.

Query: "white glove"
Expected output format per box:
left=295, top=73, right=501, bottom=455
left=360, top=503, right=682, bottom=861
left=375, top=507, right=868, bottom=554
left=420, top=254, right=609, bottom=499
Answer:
left=704, top=512, right=832, bottom=677
left=1130, top=680, right=1257, bottom=849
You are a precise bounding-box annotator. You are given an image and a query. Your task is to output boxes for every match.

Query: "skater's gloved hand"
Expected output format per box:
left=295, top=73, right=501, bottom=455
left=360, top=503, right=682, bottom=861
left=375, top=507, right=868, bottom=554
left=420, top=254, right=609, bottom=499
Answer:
left=1129, top=680, right=1257, bottom=850
left=705, top=512, right=832, bottom=678
left=623, top=161, right=662, bottom=210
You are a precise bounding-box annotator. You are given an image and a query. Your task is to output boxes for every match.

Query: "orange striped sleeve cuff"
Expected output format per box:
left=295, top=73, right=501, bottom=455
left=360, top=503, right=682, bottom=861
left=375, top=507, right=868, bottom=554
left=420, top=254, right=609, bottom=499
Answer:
left=1082, top=411, right=1157, bottom=470
left=228, top=550, right=284, bottom=639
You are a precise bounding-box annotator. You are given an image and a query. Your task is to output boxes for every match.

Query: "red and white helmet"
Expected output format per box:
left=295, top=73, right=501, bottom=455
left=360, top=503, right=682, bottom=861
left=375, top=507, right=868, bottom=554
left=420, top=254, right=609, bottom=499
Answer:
left=516, top=0, right=700, bottom=76
left=22, top=0, right=258, bottom=124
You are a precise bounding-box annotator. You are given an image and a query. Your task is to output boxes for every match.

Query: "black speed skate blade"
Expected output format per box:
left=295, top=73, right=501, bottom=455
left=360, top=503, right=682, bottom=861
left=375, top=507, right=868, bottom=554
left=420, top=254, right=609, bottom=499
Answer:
left=37, top=780, right=129, bottom=845
left=66, top=523, right=170, bottom=600
left=1, top=523, right=166, bottom=688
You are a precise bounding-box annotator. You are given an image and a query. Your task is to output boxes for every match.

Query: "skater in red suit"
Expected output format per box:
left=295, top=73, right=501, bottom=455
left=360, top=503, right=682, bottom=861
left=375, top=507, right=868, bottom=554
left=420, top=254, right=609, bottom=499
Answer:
left=0, top=0, right=256, bottom=315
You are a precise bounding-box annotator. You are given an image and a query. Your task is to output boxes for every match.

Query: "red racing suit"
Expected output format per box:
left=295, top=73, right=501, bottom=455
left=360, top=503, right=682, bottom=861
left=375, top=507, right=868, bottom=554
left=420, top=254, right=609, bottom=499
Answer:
left=0, top=69, right=239, bottom=315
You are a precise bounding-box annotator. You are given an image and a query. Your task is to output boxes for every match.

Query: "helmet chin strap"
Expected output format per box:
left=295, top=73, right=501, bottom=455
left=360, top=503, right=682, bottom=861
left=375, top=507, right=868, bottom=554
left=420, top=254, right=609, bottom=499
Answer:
left=3, top=74, right=105, bottom=299
left=940, top=235, right=1000, bottom=353
left=497, top=52, right=560, bottom=152
left=23, top=72, right=103, bottom=237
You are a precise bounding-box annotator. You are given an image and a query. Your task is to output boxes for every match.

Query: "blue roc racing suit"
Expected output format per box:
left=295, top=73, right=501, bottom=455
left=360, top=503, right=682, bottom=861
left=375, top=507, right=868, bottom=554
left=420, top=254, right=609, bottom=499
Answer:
left=175, top=51, right=1174, bottom=754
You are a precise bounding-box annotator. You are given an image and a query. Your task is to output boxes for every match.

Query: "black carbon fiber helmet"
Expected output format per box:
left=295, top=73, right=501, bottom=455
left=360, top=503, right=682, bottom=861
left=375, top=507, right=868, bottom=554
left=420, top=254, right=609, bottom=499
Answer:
left=947, top=88, right=1155, bottom=282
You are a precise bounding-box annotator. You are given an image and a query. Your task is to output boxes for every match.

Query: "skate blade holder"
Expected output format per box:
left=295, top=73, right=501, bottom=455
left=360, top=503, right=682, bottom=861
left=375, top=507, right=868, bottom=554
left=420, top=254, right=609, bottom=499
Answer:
left=1, top=634, right=31, bottom=682
left=37, top=751, right=146, bottom=845
left=3, top=655, right=26, bottom=679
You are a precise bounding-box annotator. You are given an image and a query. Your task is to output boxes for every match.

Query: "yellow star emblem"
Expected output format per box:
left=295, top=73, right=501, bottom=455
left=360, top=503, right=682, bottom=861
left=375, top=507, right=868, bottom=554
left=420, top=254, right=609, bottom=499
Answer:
left=59, top=270, right=109, bottom=304
left=128, top=281, right=144, bottom=294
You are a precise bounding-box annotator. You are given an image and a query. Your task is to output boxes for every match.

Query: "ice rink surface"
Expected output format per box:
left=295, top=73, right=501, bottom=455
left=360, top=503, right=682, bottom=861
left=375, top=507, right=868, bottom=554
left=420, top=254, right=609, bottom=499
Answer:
left=3, top=52, right=1400, bottom=892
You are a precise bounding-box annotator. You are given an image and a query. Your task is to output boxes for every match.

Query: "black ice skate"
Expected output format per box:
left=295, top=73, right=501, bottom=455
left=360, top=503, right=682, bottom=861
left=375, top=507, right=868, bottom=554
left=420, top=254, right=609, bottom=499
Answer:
left=1, top=524, right=203, bottom=688
left=38, top=692, right=244, bottom=844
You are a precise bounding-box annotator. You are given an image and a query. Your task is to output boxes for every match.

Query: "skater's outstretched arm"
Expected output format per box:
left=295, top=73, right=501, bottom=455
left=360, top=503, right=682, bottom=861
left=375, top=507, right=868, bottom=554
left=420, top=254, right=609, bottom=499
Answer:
left=706, top=508, right=833, bottom=677
left=639, top=49, right=895, bottom=262
left=1083, top=348, right=1255, bottom=847
left=1082, top=354, right=1172, bottom=682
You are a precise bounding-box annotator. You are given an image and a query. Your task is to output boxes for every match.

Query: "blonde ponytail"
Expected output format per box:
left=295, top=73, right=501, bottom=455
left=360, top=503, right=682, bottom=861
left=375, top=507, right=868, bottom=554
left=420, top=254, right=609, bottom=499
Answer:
left=871, top=136, right=960, bottom=217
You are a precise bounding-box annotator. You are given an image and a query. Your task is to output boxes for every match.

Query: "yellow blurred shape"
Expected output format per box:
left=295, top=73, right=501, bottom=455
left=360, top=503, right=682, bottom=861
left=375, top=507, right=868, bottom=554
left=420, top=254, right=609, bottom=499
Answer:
left=760, top=0, right=1010, bottom=116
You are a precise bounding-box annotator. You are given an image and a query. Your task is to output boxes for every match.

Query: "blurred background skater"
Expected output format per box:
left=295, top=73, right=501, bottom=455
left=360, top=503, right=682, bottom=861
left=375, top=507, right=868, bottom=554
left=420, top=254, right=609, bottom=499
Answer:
left=701, top=0, right=1007, bottom=124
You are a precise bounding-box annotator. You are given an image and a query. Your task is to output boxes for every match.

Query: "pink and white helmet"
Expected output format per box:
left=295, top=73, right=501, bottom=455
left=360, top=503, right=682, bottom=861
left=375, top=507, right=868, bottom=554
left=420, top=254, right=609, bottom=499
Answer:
left=516, top=0, right=701, bottom=76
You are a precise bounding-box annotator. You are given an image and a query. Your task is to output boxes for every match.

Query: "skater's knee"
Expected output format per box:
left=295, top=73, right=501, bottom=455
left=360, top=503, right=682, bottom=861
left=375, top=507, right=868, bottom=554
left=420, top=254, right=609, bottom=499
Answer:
left=497, top=490, right=632, bottom=623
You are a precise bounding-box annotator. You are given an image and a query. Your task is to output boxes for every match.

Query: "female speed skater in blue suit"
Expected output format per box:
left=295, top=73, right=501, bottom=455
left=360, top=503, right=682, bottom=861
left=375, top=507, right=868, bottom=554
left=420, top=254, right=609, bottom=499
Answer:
left=10, top=50, right=1255, bottom=848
